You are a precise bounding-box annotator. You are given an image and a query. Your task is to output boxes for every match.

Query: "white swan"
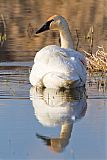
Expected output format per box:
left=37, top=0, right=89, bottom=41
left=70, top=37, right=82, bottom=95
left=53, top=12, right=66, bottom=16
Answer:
left=29, top=15, right=86, bottom=89
left=30, top=87, right=87, bottom=152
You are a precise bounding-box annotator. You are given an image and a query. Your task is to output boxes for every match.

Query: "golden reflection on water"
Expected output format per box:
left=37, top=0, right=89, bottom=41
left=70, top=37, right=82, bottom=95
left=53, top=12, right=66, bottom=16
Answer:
left=30, top=87, right=87, bottom=153
left=0, top=0, right=107, bottom=61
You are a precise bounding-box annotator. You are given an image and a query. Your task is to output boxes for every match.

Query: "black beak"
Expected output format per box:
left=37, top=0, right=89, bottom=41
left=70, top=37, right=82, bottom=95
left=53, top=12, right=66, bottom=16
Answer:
left=35, top=19, right=54, bottom=34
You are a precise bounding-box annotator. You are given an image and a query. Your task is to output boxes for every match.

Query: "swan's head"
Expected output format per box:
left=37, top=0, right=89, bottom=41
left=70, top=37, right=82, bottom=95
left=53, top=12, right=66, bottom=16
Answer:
left=36, top=15, right=69, bottom=34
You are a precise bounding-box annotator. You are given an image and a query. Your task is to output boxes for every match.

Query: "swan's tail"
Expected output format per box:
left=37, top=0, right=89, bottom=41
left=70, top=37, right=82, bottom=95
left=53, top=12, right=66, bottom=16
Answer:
left=43, top=72, right=80, bottom=89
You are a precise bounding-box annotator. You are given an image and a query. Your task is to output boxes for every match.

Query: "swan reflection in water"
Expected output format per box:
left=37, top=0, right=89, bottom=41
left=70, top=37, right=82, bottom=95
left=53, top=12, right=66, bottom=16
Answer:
left=30, top=87, right=87, bottom=153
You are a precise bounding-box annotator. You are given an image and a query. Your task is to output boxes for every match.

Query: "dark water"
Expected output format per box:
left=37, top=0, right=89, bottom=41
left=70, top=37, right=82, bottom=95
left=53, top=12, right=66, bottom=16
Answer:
left=0, top=0, right=107, bottom=160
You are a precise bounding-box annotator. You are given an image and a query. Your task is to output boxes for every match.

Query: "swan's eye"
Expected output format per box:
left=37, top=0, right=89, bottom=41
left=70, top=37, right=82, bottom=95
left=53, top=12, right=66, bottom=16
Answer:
left=47, top=19, right=54, bottom=26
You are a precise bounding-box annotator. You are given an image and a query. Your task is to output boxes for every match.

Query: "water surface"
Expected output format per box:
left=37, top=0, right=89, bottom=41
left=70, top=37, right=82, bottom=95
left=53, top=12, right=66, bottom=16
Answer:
left=0, top=60, right=107, bottom=160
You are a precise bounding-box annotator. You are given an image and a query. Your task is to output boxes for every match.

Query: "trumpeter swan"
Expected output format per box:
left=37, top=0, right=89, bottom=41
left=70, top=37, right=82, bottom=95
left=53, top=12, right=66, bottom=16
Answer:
left=29, top=15, right=86, bottom=89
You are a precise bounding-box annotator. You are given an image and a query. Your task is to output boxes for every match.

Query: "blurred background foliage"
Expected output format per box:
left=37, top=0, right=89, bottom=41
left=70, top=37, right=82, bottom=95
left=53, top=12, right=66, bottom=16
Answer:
left=0, top=0, right=107, bottom=59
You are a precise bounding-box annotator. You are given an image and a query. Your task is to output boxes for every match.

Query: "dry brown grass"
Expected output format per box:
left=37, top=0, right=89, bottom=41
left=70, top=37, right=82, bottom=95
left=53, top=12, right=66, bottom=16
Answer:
left=83, top=46, right=107, bottom=72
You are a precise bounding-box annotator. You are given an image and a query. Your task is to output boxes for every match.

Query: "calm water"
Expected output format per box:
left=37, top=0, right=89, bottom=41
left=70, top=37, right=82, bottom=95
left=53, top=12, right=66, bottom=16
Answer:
left=0, top=61, right=107, bottom=160
left=0, top=0, right=107, bottom=160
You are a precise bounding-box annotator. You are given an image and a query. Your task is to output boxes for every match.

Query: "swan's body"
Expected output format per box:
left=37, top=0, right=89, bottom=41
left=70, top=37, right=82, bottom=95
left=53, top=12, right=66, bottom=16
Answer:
left=30, top=15, right=86, bottom=89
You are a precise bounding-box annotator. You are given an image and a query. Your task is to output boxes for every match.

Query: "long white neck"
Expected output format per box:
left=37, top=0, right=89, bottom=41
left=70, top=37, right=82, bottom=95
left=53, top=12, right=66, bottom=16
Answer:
left=60, top=27, right=74, bottom=49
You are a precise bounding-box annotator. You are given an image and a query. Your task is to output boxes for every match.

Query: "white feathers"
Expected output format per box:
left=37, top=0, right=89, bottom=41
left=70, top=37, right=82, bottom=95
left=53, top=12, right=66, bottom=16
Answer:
left=30, top=45, right=86, bottom=88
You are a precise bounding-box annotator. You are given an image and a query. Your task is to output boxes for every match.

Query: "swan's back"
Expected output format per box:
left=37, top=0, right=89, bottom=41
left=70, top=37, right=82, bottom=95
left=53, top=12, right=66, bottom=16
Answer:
left=30, top=45, right=86, bottom=88
left=34, top=45, right=85, bottom=63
